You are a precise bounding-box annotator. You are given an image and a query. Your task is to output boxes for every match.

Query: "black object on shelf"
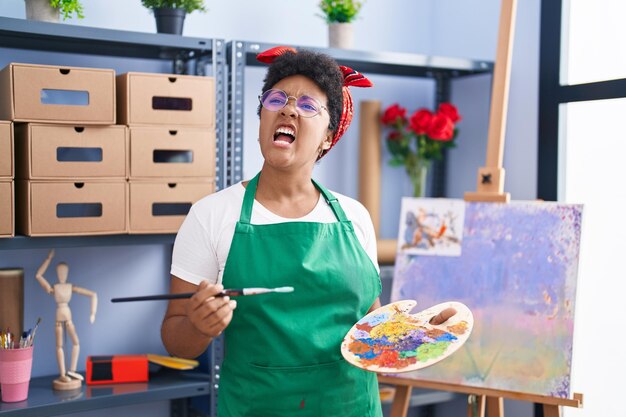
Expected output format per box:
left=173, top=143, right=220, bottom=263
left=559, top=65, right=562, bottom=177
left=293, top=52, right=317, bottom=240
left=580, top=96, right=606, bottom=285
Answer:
left=0, top=370, right=210, bottom=417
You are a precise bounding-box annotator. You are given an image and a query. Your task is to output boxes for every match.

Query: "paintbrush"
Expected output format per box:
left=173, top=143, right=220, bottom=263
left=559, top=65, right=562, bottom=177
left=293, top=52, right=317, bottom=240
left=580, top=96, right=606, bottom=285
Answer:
left=111, top=286, right=295, bottom=303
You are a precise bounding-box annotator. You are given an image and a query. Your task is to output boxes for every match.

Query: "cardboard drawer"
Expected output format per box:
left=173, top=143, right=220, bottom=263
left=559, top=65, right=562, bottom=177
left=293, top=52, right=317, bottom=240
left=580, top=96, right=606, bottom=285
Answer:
left=129, top=181, right=214, bottom=234
left=117, top=72, right=215, bottom=127
left=16, top=180, right=127, bottom=236
left=0, top=181, right=13, bottom=237
left=15, top=124, right=127, bottom=180
left=0, top=63, right=115, bottom=124
left=0, top=121, right=12, bottom=179
left=129, top=126, right=215, bottom=179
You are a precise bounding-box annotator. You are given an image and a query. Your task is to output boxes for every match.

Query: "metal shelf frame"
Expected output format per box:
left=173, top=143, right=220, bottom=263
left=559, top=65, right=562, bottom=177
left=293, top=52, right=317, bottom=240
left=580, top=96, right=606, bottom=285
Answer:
left=0, top=371, right=210, bottom=417
left=0, top=16, right=228, bottom=251
left=225, top=40, right=493, bottom=193
left=0, top=234, right=176, bottom=250
left=0, top=16, right=227, bottom=417
left=0, top=17, right=227, bottom=193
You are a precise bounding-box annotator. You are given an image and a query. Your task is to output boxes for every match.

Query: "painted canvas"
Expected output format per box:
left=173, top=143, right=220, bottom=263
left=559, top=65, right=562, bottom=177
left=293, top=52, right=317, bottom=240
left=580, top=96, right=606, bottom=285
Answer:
left=391, top=199, right=583, bottom=398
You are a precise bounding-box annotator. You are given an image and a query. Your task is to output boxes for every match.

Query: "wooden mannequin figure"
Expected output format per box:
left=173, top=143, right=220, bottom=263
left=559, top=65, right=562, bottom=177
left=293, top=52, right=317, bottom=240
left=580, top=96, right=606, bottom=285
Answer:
left=36, top=249, right=98, bottom=391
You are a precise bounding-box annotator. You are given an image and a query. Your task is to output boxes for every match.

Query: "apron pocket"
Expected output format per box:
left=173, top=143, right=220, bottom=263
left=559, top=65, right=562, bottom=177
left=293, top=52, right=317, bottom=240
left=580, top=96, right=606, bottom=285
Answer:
left=245, top=359, right=372, bottom=417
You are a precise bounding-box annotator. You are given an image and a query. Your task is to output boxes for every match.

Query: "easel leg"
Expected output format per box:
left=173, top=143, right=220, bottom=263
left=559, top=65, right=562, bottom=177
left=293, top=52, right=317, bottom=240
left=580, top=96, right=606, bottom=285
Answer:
left=486, top=396, right=504, bottom=417
left=467, top=394, right=486, bottom=417
left=389, top=384, right=412, bottom=417
left=543, top=404, right=561, bottom=417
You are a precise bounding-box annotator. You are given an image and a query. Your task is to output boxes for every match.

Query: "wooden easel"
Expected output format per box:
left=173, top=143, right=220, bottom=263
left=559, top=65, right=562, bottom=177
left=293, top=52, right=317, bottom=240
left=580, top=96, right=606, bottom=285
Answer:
left=378, top=375, right=583, bottom=417
left=357, top=0, right=584, bottom=415
left=463, top=0, right=514, bottom=204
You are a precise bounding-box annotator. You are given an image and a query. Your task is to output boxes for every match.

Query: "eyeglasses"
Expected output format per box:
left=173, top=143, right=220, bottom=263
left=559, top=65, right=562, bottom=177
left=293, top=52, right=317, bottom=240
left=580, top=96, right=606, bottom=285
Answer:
left=258, top=89, right=328, bottom=118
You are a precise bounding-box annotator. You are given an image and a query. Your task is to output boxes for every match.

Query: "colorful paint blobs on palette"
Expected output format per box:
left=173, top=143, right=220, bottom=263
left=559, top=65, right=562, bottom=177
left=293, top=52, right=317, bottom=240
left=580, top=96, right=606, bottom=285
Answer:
left=341, top=300, right=473, bottom=373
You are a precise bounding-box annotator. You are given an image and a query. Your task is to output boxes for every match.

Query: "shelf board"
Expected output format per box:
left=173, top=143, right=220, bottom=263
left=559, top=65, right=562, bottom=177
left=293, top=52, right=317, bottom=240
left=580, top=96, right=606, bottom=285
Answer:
left=0, top=370, right=210, bottom=417
left=233, top=40, right=493, bottom=78
left=0, top=17, right=217, bottom=60
left=0, top=234, right=176, bottom=250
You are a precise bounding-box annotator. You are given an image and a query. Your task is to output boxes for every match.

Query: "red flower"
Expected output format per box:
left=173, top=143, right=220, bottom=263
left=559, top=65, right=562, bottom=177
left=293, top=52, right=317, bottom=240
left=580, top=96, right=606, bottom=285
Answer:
left=408, top=109, right=433, bottom=135
left=427, top=113, right=454, bottom=141
left=381, top=104, right=407, bottom=126
left=437, top=103, right=461, bottom=123
left=387, top=131, right=402, bottom=142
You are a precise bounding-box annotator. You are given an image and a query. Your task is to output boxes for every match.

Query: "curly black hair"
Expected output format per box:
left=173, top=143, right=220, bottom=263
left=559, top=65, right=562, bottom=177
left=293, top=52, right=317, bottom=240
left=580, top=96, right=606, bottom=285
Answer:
left=257, top=49, right=344, bottom=133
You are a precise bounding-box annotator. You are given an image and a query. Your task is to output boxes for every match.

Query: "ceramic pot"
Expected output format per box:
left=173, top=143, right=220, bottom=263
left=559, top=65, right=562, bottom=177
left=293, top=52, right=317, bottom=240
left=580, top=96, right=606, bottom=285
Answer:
left=328, top=22, right=354, bottom=49
left=24, top=0, right=59, bottom=22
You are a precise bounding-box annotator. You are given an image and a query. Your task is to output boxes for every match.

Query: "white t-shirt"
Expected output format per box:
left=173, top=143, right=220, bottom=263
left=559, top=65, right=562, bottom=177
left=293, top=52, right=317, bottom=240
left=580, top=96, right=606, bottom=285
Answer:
left=171, top=181, right=379, bottom=285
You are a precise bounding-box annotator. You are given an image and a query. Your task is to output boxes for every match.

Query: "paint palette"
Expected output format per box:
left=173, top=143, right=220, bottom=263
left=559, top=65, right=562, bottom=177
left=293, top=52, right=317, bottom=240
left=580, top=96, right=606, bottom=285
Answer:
left=341, top=300, right=473, bottom=373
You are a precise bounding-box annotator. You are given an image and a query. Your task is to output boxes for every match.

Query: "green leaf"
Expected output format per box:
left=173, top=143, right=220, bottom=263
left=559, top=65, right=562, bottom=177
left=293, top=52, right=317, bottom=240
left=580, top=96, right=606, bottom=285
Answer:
left=50, top=0, right=84, bottom=20
left=141, top=0, right=207, bottom=14
left=318, top=0, right=363, bottom=23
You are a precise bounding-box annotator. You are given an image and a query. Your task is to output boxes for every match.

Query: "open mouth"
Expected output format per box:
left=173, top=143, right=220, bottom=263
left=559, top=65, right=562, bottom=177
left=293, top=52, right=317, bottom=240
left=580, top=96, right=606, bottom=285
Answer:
left=273, top=126, right=296, bottom=144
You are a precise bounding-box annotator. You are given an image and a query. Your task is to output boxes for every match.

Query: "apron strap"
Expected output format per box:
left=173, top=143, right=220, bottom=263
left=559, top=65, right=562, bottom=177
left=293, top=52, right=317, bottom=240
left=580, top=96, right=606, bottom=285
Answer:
left=312, top=179, right=349, bottom=223
left=239, top=172, right=349, bottom=224
left=239, top=172, right=260, bottom=224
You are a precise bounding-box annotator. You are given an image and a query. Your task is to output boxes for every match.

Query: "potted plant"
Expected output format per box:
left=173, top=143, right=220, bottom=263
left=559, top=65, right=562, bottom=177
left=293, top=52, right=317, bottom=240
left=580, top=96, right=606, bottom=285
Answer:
left=24, top=0, right=84, bottom=22
left=141, top=0, right=207, bottom=35
left=318, top=0, right=363, bottom=49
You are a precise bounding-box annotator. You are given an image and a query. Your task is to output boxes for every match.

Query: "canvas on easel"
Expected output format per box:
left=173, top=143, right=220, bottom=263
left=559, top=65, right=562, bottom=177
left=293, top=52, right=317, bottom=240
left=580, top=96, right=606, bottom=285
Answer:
left=391, top=198, right=583, bottom=398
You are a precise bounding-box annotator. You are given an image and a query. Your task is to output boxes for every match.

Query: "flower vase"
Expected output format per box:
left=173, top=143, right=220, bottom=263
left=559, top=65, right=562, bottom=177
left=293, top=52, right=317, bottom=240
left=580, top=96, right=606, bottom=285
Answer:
left=407, top=160, right=430, bottom=198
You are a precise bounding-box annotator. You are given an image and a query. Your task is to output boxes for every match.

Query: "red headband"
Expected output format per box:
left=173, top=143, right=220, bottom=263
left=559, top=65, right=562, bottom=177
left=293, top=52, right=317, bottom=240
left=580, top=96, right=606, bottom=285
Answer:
left=256, top=46, right=373, bottom=159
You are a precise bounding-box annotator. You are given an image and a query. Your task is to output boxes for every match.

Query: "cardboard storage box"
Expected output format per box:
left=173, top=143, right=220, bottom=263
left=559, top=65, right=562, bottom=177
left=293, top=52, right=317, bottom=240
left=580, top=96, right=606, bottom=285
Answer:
left=0, top=63, right=115, bottom=124
left=0, top=181, right=13, bottom=237
left=129, top=126, right=215, bottom=179
left=16, top=180, right=127, bottom=236
left=117, top=72, right=215, bottom=127
left=15, top=124, right=127, bottom=180
left=0, top=121, right=12, bottom=179
left=129, top=181, right=214, bottom=234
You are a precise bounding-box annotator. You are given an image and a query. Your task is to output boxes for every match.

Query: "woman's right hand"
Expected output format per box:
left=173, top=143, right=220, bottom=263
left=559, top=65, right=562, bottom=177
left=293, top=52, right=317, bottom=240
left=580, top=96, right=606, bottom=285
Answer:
left=186, top=281, right=237, bottom=338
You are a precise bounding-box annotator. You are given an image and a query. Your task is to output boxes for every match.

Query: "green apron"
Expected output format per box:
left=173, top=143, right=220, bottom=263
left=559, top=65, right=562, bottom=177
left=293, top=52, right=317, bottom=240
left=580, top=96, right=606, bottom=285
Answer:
left=218, top=173, right=382, bottom=417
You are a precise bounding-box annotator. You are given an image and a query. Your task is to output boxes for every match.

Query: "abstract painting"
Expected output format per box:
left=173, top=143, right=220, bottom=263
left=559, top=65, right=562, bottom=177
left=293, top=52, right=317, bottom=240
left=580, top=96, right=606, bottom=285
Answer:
left=391, top=199, right=583, bottom=398
left=397, top=198, right=465, bottom=256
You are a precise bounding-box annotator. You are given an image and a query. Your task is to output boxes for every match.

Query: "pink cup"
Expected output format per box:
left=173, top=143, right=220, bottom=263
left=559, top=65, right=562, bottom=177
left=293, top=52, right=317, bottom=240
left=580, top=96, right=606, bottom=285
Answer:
left=0, top=346, right=34, bottom=402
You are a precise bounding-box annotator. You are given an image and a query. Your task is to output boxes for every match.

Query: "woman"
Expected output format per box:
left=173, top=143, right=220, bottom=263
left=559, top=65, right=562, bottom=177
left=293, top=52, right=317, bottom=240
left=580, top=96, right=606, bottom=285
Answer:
left=162, top=46, right=382, bottom=416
